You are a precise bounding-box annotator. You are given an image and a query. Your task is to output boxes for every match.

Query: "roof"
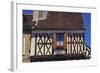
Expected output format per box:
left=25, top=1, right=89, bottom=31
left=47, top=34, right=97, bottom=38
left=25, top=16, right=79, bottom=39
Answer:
left=23, top=11, right=85, bottom=33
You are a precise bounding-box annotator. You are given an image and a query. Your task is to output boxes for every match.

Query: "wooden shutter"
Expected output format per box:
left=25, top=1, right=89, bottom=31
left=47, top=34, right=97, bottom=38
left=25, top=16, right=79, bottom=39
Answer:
left=64, top=33, right=67, bottom=50
left=52, top=33, right=56, bottom=49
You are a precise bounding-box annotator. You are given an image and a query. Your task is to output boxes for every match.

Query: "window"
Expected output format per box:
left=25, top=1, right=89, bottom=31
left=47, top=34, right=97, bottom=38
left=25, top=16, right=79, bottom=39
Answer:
left=54, top=33, right=65, bottom=55
left=56, top=33, right=64, bottom=46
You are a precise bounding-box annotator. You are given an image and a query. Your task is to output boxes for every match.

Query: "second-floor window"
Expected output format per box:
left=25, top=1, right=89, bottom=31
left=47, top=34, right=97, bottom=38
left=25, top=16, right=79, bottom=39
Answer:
left=56, top=33, right=64, bottom=46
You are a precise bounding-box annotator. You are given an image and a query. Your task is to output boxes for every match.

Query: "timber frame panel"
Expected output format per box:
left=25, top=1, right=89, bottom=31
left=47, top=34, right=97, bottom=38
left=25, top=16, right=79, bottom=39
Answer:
left=29, top=32, right=91, bottom=62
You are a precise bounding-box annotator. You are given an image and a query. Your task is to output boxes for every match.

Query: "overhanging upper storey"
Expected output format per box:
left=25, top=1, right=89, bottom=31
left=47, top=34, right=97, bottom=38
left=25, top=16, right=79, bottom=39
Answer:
left=23, top=11, right=85, bottom=33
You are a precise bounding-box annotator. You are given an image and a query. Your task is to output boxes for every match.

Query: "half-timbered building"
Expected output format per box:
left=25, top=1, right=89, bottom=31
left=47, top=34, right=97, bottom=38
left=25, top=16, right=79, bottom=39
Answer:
left=23, top=11, right=91, bottom=62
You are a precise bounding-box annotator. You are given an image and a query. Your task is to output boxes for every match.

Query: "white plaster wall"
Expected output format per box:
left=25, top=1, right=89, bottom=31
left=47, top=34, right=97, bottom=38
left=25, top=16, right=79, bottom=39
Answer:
left=30, top=37, right=35, bottom=56
left=22, top=38, right=25, bottom=55
left=66, top=35, right=84, bottom=54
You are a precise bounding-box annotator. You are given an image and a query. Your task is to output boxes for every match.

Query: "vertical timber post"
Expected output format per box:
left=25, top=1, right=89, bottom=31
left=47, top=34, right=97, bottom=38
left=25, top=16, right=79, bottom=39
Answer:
left=52, top=33, right=56, bottom=55
left=64, top=33, right=67, bottom=54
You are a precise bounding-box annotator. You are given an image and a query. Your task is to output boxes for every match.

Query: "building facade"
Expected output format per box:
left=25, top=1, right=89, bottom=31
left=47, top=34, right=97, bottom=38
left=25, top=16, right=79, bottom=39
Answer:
left=23, top=11, right=91, bottom=62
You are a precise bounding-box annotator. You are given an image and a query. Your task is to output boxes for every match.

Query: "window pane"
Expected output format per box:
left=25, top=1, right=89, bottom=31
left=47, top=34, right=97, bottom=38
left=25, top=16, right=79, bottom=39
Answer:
left=56, top=33, right=64, bottom=41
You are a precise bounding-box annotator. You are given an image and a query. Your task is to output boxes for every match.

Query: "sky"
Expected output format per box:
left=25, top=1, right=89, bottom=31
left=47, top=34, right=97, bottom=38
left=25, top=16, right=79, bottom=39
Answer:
left=23, top=10, right=91, bottom=48
left=83, top=13, right=91, bottom=48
